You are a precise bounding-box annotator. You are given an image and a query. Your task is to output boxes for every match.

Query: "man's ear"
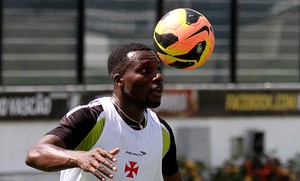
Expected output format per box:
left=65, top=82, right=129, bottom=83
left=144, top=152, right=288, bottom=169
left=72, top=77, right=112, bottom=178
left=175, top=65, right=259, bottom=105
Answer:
left=112, top=73, right=124, bottom=87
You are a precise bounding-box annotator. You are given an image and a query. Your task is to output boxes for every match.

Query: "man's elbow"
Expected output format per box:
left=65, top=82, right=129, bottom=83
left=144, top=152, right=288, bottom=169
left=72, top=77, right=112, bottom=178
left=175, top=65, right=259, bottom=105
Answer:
left=25, top=146, right=48, bottom=171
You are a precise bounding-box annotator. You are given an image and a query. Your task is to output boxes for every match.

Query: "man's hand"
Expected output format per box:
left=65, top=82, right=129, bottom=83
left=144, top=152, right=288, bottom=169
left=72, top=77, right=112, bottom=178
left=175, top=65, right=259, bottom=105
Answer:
left=76, top=148, right=120, bottom=180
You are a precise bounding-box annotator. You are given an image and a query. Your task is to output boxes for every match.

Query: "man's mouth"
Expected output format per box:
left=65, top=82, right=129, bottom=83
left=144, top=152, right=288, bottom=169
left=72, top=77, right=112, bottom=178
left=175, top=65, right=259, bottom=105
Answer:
left=152, top=85, right=163, bottom=97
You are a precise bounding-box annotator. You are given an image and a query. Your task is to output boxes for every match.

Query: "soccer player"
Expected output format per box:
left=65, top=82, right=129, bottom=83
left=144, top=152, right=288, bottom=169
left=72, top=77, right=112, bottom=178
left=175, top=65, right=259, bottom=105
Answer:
left=25, top=43, right=184, bottom=181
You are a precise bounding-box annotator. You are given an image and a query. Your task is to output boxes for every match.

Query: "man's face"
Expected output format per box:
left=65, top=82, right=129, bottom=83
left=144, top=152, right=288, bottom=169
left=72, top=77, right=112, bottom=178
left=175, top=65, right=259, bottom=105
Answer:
left=121, top=50, right=164, bottom=108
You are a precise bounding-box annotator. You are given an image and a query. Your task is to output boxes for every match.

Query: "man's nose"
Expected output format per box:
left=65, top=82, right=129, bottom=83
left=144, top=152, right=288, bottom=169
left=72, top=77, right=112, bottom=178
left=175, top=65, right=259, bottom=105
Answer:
left=154, top=71, right=163, bottom=82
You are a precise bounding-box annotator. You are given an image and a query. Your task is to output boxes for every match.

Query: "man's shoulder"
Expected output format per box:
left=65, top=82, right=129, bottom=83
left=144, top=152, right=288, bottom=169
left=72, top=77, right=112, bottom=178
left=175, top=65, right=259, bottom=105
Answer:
left=147, top=109, right=173, bottom=134
left=88, top=96, right=110, bottom=106
left=64, top=97, right=110, bottom=119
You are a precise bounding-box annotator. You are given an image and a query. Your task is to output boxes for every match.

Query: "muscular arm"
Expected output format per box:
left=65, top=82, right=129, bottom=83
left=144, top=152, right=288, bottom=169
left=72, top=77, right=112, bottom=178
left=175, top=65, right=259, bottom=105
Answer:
left=25, top=134, right=119, bottom=180
left=164, top=170, right=184, bottom=181
left=25, top=103, right=120, bottom=180
left=25, top=134, right=79, bottom=171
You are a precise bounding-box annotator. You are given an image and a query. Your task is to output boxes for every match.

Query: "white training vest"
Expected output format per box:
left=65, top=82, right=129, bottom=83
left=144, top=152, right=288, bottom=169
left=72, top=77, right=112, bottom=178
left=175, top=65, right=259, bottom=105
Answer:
left=60, top=97, right=164, bottom=181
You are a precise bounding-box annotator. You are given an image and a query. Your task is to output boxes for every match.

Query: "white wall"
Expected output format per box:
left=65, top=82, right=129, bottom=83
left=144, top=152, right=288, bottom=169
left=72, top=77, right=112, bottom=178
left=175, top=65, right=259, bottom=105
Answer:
left=0, top=116, right=299, bottom=178
left=168, top=116, right=300, bottom=167
left=0, top=120, right=58, bottom=173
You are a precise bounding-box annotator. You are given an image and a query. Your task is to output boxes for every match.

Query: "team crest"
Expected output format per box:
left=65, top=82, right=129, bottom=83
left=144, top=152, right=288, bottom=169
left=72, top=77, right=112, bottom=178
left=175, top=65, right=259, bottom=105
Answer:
left=124, top=161, right=139, bottom=178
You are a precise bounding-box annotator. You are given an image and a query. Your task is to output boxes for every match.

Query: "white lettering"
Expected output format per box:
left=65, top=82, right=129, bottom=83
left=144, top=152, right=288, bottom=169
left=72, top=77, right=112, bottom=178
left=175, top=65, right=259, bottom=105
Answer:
left=0, top=93, right=52, bottom=117
left=0, top=98, right=8, bottom=116
left=157, top=92, right=189, bottom=113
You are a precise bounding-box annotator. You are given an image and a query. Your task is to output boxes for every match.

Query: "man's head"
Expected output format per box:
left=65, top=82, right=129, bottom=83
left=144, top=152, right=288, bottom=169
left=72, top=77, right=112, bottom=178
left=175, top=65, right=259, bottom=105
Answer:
left=108, top=43, right=152, bottom=78
left=108, top=43, right=164, bottom=108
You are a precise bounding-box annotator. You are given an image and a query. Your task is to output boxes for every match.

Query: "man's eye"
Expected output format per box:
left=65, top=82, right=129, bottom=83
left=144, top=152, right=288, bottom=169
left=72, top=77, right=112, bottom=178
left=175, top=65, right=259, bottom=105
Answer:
left=141, top=68, right=151, bottom=73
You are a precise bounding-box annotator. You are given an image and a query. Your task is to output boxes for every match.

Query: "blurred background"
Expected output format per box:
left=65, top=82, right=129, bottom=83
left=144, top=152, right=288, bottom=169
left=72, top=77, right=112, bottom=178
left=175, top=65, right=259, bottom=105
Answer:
left=0, top=0, right=299, bottom=180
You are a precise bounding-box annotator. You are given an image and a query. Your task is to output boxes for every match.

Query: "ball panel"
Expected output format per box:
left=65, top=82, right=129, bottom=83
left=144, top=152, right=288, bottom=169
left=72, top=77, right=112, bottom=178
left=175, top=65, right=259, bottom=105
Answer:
left=177, top=24, right=198, bottom=43
left=185, top=24, right=210, bottom=41
left=184, top=8, right=201, bottom=25
left=161, top=9, right=186, bottom=28
left=175, top=41, right=206, bottom=61
left=154, top=31, right=178, bottom=49
left=157, top=52, right=197, bottom=70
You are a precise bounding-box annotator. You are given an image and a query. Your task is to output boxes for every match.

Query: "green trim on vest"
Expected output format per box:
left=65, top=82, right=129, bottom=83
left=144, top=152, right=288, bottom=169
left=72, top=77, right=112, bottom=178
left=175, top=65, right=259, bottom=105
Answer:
left=75, top=118, right=106, bottom=151
left=162, top=127, right=171, bottom=158
left=75, top=117, right=170, bottom=159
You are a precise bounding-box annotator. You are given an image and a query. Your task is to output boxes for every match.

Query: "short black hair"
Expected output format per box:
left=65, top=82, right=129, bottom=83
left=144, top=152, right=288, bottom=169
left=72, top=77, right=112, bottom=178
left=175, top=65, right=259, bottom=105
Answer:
left=107, top=42, right=152, bottom=77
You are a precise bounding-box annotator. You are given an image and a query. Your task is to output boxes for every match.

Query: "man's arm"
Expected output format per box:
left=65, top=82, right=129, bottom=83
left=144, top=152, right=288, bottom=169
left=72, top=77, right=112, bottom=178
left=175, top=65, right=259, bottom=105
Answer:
left=25, top=134, right=120, bottom=180
left=159, top=117, right=184, bottom=181
left=164, top=170, right=184, bottom=181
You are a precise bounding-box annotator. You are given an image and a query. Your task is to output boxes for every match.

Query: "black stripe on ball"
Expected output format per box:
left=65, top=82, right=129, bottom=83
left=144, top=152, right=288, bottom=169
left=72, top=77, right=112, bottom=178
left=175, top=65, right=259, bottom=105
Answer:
left=154, top=32, right=178, bottom=49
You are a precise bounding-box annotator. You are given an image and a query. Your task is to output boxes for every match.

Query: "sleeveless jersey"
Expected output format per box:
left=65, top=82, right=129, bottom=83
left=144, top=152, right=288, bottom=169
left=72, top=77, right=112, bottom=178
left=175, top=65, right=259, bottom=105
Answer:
left=60, top=97, right=164, bottom=181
